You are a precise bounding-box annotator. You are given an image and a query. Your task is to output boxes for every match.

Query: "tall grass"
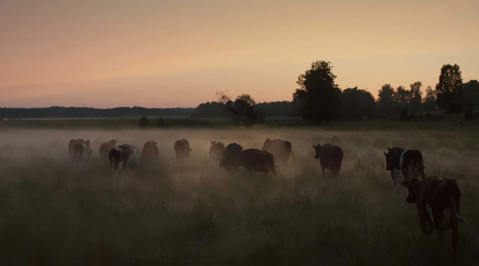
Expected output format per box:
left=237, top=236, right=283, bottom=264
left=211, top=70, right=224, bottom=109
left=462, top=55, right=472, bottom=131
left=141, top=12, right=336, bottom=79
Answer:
left=0, top=127, right=477, bottom=265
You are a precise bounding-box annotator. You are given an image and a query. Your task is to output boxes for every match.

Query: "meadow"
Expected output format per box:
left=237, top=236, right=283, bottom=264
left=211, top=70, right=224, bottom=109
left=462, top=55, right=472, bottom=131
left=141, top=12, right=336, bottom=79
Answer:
left=0, top=126, right=477, bottom=265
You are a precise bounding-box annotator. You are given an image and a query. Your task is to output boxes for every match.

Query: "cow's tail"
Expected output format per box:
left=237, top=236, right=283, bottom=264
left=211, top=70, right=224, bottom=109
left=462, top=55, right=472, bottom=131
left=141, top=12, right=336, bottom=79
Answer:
left=450, top=197, right=466, bottom=225
left=290, top=150, right=296, bottom=162
left=416, top=151, right=426, bottom=179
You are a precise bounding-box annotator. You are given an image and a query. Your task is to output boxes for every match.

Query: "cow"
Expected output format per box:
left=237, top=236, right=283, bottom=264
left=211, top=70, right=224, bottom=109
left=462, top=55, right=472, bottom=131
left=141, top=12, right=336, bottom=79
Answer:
left=99, top=139, right=117, bottom=162
left=109, top=144, right=140, bottom=174
left=108, top=146, right=123, bottom=174
left=240, top=149, right=276, bottom=175
left=402, top=177, right=466, bottom=256
left=262, top=138, right=293, bottom=164
left=141, top=140, right=159, bottom=165
left=174, top=139, right=191, bottom=160
left=384, top=147, right=426, bottom=188
left=68, top=139, right=92, bottom=164
left=209, top=141, right=225, bottom=162
left=313, top=144, right=343, bottom=176
left=220, top=143, right=243, bottom=171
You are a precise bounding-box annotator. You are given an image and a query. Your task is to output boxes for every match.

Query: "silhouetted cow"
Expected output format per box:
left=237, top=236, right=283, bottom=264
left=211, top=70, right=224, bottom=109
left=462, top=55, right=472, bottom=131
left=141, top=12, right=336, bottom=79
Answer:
left=109, top=147, right=123, bottom=174
left=402, top=177, right=466, bottom=256
left=68, top=139, right=92, bottom=164
left=262, top=138, right=293, bottom=164
left=313, top=144, right=343, bottom=176
left=141, top=141, right=159, bottom=165
left=384, top=147, right=425, bottom=188
left=209, top=141, right=225, bottom=162
left=99, top=139, right=116, bottom=162
left=109, top=144, right=140, bottom=174
left=241, top=149, right=276, bottom=175
left=174, top=139, right=191, bottom=159
left=220, top=143, right=243, bottom=171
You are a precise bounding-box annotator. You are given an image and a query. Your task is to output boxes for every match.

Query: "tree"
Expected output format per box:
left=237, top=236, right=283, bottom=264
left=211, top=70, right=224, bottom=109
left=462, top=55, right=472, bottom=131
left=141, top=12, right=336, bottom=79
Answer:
left=436, top=64, right=463, bottom=113
left=409, top=81, right=423, bottom=113
left=423, top=86, right=437, bottom=112
left=377, top=84, right=395, bottom=116
left=393, top=85, right=411, bottom=108
left=293, top=61, right=341, bottom=123
left=339, top=87, right=375, bottom=120
left=224, top=94, right=263, bottom=126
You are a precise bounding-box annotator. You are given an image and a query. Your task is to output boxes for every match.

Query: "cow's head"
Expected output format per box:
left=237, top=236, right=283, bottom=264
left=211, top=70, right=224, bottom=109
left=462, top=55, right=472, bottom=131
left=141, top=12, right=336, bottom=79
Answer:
left=312, top=144, right=322, bottom=159
left=211, top=141, right=224, bottom=148
left=401, top=179, right=420, bottom=203
left=384, top=148, right=394, bottom=170
left=263, top=138, right=272, bottom=150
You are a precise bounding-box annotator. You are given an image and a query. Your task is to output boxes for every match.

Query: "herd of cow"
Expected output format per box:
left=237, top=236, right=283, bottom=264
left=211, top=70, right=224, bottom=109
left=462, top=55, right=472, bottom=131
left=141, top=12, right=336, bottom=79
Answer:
left=68, top=137, right=466, bottom=257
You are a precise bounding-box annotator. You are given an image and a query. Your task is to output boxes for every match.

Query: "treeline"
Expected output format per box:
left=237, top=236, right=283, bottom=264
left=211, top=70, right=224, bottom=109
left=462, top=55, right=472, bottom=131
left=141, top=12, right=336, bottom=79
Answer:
left=193, top=62, right=479, bottom=123
left=0, top=106, right=194, bottom=119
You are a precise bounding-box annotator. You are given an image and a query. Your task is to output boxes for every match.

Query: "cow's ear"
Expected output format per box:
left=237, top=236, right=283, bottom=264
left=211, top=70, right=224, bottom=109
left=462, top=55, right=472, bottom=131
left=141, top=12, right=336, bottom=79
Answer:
left=384, top=152, right=387, bottom=157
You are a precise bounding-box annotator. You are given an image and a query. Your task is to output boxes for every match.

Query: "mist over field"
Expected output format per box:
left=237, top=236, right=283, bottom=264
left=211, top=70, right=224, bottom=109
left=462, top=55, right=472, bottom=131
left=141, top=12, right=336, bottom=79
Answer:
left=0, top=127, right=477, bottom=265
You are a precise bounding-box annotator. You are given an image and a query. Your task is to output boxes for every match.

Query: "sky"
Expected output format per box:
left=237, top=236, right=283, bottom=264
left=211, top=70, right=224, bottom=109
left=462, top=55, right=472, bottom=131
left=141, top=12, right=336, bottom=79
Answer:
left=1, top=0, right=478, bottom=108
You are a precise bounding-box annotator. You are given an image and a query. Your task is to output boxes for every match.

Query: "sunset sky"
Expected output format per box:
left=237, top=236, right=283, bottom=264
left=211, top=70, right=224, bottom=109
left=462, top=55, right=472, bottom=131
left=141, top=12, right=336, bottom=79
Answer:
left=1, top=0, right=478, bottom=108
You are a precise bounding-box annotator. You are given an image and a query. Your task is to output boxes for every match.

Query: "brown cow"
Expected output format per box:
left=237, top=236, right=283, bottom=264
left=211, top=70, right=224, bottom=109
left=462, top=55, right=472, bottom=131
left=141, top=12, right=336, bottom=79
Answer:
left=141, top=141, right=159, bottom=165
left=402, top=177, right=466, bottom=256
left=240, top=148, right=276, bottom=175
left=313, top=144, right=343, bottom=176
left=99, top=139, right=117, bottom=162
left=68, top=139, right=92, bottom=164
left=174, top=139, right=191, bottom=160
left=209, top=141, right=225, bottom=162
left=262, top=138, right=293, bottom=164
left=220, top=143, right=243, bottom=172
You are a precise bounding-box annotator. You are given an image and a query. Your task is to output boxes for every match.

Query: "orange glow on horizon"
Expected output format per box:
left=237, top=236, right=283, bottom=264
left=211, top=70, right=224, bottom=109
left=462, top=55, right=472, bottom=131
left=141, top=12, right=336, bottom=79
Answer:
left=1, top=0, right=478, bottom=107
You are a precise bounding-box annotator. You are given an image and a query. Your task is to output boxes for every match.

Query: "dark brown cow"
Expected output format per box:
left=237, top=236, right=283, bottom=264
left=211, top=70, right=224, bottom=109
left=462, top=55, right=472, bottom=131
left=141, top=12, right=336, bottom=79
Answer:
left=209, top=141, right=225, bottom=162
left=313, top=144, right=343, bottom=176
left=402, top=177, right=466, bottom=256
left=109, top=144, right=140, bottom=174
left=240, top=149, right=276, bottom=175
left=384, top=147, right=426, bottom=188
left=262, top=138, right=293, bottom=164
left=220, top=143, right=243, bottom=171
left=174, top=139, right=191, bottom=159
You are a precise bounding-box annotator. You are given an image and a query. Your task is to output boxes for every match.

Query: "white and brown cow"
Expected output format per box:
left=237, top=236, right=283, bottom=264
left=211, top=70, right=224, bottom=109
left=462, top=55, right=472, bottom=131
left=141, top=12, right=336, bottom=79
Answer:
left=384, top=147, right=425, bottom=188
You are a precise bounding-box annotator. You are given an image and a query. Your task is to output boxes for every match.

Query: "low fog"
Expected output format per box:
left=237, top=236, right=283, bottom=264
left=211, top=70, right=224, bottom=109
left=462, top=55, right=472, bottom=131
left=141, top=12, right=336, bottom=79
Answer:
left=0, top=127, right=477, bottom=264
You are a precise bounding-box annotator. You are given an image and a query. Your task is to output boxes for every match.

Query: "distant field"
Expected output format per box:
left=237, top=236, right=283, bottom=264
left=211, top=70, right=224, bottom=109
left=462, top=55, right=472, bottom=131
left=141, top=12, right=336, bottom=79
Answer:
left=1, top=116, right=478, bottom=131
left=0, top=127, right=477, bottom=265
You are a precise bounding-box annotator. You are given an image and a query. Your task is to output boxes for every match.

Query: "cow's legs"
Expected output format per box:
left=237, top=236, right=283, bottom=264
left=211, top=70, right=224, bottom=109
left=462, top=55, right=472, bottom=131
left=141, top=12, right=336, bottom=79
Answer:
left=452, top=222, right=459, bottom=257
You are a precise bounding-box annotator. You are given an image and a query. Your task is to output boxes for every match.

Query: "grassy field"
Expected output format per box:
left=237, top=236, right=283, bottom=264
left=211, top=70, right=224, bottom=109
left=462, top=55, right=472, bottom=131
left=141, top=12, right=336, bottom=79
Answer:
left=0, top=126, right=477, bottom=265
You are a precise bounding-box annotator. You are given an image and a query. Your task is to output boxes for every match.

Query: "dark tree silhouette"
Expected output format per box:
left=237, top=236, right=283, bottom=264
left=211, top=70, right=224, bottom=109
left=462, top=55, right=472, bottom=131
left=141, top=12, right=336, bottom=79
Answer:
left=377, top=84, right=395, bottom=116
left=409, top=81, right=423, bottom=113
left=224, top=94, right=263, bottom=126
left=423, top=86, right=437, bottom=112
left=292, top=61, right=340, bottom=123
left=339, top=87, right=375, bottom=120
left=393, top=85, right=411, bottom=108
left=436, top=64, right=463, bottom=113
left=462, top=80, right=479, bottom=107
